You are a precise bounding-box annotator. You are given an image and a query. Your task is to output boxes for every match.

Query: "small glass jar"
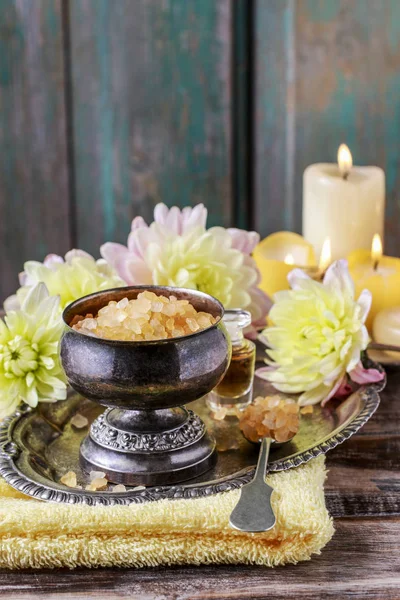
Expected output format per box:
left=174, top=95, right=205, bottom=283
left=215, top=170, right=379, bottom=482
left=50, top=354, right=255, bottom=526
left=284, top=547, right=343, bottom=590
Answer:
left=207, top=309, right=256, bottom=415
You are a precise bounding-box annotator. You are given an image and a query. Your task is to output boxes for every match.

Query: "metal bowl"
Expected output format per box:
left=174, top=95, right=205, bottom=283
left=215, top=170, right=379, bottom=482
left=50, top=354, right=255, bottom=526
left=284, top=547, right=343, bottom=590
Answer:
left=60, top=285, right=231, bottom=410
left=59, top=286, right=232, bottom=485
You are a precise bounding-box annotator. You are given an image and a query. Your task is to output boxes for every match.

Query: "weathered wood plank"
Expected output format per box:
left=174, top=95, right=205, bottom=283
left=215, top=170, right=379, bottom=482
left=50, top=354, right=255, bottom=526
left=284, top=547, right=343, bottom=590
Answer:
left=254, top=0, right=400, bottom=256
left=325, top=364, right=400, bottom=517
left=69, top=0, right=233, bottom=256
left=1, top=519, right=399, bottom=598
left=254, top=0, right=297, bottom=235
left=232, top=0, right=251, bottom=230
left=0, top=0, right=71, bottom=301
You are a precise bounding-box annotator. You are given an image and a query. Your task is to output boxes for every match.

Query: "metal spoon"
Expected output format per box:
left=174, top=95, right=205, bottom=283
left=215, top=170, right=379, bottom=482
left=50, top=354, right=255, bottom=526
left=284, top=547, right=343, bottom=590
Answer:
left=229, top=434, right=294, bottom=533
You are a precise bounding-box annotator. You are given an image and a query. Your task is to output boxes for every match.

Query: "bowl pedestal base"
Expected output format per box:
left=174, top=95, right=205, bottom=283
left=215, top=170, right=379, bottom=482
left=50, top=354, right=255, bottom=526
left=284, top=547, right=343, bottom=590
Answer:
left=79, top=406, right=216, bottom=485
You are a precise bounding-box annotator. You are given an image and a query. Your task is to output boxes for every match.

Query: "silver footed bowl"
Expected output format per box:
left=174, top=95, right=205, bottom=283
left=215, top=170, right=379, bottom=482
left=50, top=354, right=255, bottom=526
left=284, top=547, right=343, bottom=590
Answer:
left=60, top=286, right=232, bottom=486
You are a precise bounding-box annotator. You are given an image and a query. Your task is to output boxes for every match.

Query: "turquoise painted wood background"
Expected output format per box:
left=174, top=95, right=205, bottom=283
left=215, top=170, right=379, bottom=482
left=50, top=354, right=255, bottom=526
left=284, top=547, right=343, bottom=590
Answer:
left=0, top=0, right=400, bottom=299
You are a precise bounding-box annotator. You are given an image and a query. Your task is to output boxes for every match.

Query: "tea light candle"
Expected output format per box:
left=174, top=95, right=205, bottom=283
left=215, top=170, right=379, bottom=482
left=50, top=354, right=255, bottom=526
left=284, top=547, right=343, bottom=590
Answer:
left=348, top=234, right=400, bottom=330
left=253, top=232, right=316, bottom=297
left=373, top=307, right=400, bottom=351
left=303, top=144, right=385, bottom=261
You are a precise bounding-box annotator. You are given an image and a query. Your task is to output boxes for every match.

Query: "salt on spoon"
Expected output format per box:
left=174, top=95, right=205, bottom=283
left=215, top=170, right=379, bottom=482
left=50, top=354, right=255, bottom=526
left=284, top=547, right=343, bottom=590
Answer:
left=231, top=396, right=299, bottom=532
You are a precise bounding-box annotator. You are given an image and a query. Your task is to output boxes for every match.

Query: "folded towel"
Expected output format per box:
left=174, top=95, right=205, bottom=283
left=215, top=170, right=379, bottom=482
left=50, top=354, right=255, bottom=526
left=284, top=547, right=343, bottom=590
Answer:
left=0, top=455, right=333, bottom=569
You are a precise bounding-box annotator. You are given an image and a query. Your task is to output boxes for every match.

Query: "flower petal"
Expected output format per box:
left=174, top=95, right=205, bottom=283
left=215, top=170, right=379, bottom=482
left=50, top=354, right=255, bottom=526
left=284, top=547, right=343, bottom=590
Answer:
left=287, top=268, right=312, bottom=290
left=43, top=254, right=64, bottom=269
left=227, top=229, right=260, bottom=254
left=100, top=242, right=130, bottom=269
left=349, top=361, right=385, bottom=384
left=131, top=215, right=148, bottom=231
left=21, top=283, right=49, bottom=314
left=356, top=289, right=372, bottom=324
left=3, top=294, right=20, bottom=313
left=323, top=259, right=355, bottom=300
left=64, top=249, right=94, bottom=263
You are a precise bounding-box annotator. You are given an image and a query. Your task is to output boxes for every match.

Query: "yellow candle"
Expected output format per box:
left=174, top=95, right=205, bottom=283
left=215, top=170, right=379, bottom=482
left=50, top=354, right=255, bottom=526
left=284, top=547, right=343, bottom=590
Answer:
left=303, top=144, right=385, bottom=261
left=253, top=232, right=316, bottom=297
left=348, top=234, right=400, bottom=330
left=373, top=307, right=400, bottom=353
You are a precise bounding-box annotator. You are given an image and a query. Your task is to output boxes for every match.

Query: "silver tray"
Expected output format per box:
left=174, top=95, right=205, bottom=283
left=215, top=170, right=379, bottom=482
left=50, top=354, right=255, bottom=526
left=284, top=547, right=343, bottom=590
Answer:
left=0, top=369, right=384, bottom=506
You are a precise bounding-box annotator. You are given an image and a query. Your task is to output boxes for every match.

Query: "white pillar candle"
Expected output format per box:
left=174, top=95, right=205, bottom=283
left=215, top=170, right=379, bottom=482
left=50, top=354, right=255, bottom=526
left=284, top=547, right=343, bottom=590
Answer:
left=302, top=145, right=385, bottom=261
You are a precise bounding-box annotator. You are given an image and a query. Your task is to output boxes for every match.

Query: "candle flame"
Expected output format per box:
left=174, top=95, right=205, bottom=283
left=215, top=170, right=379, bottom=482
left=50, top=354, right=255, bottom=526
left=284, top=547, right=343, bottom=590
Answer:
left=337, top=144, right=353, bottom=179
left=318, top=238, right=331, bottom=272
left=284, top=253, right=295, bottom=265
left=371, top=233, right=383, bottom=268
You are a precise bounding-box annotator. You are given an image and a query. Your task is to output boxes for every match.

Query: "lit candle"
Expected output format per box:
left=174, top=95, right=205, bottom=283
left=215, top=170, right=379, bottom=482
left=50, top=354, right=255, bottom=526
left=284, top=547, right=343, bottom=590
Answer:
left=253, top=232, right=316, bottom=297
left=348, top=234, right=400, bottom=330
left=303, top=145, right=385, bottom=261
left=285, top=253, right=295, bottom=265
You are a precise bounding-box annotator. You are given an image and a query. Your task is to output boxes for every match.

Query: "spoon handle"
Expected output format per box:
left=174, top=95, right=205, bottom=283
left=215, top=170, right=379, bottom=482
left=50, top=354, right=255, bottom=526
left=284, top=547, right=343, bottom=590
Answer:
left=254, top=437, right=272, bottom=483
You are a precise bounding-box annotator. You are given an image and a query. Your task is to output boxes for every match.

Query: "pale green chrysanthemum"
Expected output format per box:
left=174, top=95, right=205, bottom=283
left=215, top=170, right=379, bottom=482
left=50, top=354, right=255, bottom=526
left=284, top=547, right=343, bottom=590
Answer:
left=257, top=260, right=383, bottom=406
left=4, top=250, right=124, bottom=312
left=145, top=226, right=257, bottom=309
left=0, top=283, right=67, bottom=419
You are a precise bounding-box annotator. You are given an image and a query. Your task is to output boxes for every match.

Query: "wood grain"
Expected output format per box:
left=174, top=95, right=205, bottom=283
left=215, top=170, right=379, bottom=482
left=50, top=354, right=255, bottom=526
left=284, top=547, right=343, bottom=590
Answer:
left=0, top=520, right=399, bottom=599
left=254, top=0, right=400, bottom=256
left=325, top=364, right=400, bottom=518
left=68, top=0, right=233, bottom=256
left=0, top=0, right=71, bottom=301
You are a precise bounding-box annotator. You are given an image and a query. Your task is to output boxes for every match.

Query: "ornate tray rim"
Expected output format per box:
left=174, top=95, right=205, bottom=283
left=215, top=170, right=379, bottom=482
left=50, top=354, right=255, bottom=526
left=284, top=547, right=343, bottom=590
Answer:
left=0, top=379, right=383, bottom=506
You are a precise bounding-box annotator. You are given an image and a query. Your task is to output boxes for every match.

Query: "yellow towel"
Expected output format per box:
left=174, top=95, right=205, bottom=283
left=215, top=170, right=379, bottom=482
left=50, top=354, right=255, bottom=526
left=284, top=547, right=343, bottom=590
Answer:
left=0, top=456, right=333, bottom=569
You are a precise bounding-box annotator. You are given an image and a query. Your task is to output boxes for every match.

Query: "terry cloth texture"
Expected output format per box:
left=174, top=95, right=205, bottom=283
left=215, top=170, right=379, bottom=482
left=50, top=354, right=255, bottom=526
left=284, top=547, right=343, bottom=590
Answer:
left=0, top=455, right=333, bottom=569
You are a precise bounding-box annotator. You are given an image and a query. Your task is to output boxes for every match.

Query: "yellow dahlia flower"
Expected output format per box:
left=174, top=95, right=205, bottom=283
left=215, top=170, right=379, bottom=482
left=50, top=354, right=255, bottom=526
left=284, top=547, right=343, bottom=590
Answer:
left=145, top=226, right=257, bottom=309
left=101, top=203, right=271, bottom=333
left=257, top=260, right=384, bottom=406
left=0, top=283, right=67, bottom=418
left=4, top=250, right=124, bottom=312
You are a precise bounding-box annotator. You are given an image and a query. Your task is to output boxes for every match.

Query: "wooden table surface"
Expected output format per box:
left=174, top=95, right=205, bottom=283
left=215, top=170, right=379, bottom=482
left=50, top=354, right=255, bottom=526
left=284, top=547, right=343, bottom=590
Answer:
left=1, top=366, right=399, bottom=599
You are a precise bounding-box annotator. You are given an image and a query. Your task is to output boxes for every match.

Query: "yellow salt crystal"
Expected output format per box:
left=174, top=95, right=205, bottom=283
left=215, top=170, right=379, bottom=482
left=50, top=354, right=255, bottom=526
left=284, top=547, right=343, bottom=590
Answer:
left=161, top=303, right=176, bottom=316
left=266, top=396, right=281, bottom=408
left=197, top=314, right=212, bottom=328
left=60, top=471, right=78, bottom=488
left=113, top=484, right=127, bottom=493
left=82, top=318, right=97, bottom=330
left=86, top=477, right=108, bottom=491
left=140, top=291, right=157, bottom=300
left=73, top=291, right=218, bottom=342
left=186, top=318, right=200, bottom=332
left=212, top=407, right=227, bottom=421
left=89, top=470, right=106, bottom=481
left=166, top=318, right=175, bottom=331
left=172, top=328, right=185, bottom=337
left=274, top=427, right=290, bottom=442
left=70, top=413, right=89, bottom=429
left=151, top=301, right=164, bottom=312
left=117, top=297, right=129, bottom=309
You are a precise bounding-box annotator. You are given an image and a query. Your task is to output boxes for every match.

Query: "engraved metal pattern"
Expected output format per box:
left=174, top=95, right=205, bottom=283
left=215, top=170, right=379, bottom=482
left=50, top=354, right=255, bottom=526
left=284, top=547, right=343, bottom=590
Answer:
left=90, top=409, right=206, bottom=453
left=0, top=382, right=382, bottom=506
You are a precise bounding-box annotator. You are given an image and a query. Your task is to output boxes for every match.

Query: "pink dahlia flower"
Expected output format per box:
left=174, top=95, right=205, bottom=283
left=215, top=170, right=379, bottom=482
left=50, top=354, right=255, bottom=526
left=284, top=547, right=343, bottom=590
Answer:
left=101, top=203, right=271, bottom=332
